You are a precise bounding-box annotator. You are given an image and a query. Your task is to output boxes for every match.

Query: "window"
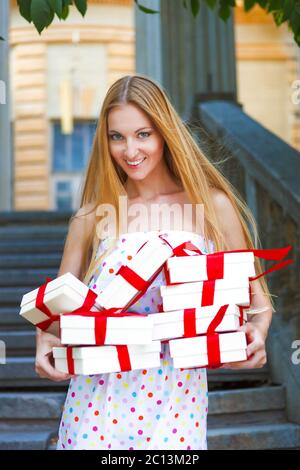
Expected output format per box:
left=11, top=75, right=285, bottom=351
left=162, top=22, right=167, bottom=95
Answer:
left=51, top=121, right=96, bottom=210
left=52, top=121, right=96, bottom=172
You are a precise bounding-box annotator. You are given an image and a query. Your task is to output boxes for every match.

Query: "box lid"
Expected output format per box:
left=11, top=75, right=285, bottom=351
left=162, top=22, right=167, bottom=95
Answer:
left=169, top=331, right=247, bottom=357
left=53, top=341, right=161, bottom=359
left=152, top=304, right=242, bottom=326
left=167, top=251, right=254, bottom=270
left=160, top=278, right=249, bottom=297
left=60, top=314, right=153, bottom=330
left=20, top=272, right=100, bottom=308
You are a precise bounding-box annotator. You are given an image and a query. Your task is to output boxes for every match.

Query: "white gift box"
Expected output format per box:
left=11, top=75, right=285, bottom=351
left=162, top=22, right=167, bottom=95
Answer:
left=53, top=341, right=161, bottom=375
left=19, top=272, right=101, bottom=336
left=169, top=331, right=247, bottom=368
left=60, top=313, right=154, bottom=345
left=151, top=305, right=247, bottom=341
left=96, top=237, right=173, bottom=311
left=160, top=278, right=250, bottom=311
left=166, top=251, right=255, bottom=283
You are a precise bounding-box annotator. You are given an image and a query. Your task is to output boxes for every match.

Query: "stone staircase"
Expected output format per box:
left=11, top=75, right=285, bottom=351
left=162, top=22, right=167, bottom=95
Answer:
left=0, top=211, right=299, bottom=450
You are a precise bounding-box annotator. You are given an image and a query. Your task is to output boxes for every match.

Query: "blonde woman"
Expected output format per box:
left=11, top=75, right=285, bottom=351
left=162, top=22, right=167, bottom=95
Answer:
left=35, top=75, right=272, bottom=450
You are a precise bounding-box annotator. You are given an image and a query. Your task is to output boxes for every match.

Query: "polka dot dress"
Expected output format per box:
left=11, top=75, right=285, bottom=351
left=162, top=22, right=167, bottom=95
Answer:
left=56, top=230, right=213, bottom=450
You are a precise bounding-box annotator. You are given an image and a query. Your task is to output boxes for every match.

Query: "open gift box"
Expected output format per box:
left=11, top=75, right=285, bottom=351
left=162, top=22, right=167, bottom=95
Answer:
left=151, top=304, right=247, bottom=341
left=166, top=251, right=255, bottom=283
left=95, top=236, right=173, bottom=312
left=160, top=278, right=250, bottom=311
left=60, top=313, right=154, bottom=345
left=53, top=341, right=161, bottom=375
left=169, top=331, right=247, bottom=369
left=19, top=272, right=101, bottom=336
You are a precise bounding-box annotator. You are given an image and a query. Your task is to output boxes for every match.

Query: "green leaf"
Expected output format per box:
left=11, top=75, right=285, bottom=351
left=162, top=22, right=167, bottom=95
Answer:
left=190, top=0, right=200, bottom=17
left=182, top=0, right=188, bottom=8
left=61, top=4, right=69, bottom=19
left=74, top=0, right=87, bottom=16
left=134, top=1, right=159, bottom=14
left=47, top=0, right=63, bottom=17
left=244, top=0, right=256, bottom=12
left=17, top=0, right=32, bottom=22
left=31, top=0, right=54, bottom=33
left=218, top=2, right=232, bottom=21
left=205, top=0, right=217, bottom=9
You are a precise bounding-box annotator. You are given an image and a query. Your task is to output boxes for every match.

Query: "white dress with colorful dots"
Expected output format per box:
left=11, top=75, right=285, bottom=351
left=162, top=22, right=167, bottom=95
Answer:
left=56, top=230, right=213, bottom=450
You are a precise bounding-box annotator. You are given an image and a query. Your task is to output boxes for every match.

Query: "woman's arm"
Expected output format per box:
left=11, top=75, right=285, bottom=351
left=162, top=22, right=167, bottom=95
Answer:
left=35, top=204, right=95, bottom=381
left=211, top=189, right=272, bottom=369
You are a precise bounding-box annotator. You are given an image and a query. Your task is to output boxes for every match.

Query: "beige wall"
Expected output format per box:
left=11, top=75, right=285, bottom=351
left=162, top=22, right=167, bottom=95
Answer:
left=235, top=5, right=300, bottom=150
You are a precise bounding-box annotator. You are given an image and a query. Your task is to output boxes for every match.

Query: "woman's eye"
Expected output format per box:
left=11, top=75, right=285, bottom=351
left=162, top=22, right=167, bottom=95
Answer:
left=109, top=132, right=150, bottom=141
left=110, top=134, right=122, bottom=141
left=139, top=132, right=150, bottom=138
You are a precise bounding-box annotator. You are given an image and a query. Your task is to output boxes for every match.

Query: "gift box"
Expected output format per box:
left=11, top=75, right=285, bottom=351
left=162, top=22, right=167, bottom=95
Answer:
left=169, top=331, right=247, bottom=369
left=96, top=236, right=174, bottom=312
left=19, top=272, right=100, bottom=336
left=53, top=341, right=161, bottom=375
left=60, top=313, right=154, bottom=345
left=160, top=278, right=250, bottom=311
left=151, top=305, right=247, bottom=341
left=166, top=251, right=255, bottom=283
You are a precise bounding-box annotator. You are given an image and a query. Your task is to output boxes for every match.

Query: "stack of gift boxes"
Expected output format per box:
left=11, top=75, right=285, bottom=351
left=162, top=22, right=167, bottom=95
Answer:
left=19, top=234, right=292, bottom=375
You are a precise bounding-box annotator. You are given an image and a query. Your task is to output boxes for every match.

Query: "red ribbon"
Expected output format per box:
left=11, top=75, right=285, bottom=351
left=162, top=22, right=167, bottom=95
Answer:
left=66, top=347, right=75, bottom=375
left=65, top=344, right=132, bottom=373
left=161, top=238, right=293, bottom=284
left=116, top=345, right=132, bottom=371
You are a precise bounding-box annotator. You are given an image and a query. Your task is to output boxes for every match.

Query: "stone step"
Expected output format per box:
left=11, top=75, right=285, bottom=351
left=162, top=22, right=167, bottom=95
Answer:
left=0, top=422, right=58, bottom=450
left=0, top=225, right=68, bottom=240
left=0, top=307, right=24, bottom=328
left=0, top=386, right=284, bottom=421
left=0, top=357, right=69, bottom=388
left=0, top=253, right=61, bottom=269
left=0, top=286, right=34, bottom=306
left=1, top=330, right=36, bottom=356
left=209, top=385, right=285, bottom=415
left=0, top=392, right=66, bottom=419
left=0, top=210, right=71, bottom=226
left=207, top=422, right=300, bottom=450
left=0, top=269, right=58, bottom=287
left=0, top=239, right=64, bottom=254
left=0, top=356, right=270, bottom=389
left=208, top=385, right=287, bottom=427
left=207, top=365, right=269, bottom=384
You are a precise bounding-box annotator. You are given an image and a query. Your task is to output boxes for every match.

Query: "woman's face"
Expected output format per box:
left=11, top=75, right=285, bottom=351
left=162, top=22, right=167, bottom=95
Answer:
left=107, top=103, right=165, bottom=181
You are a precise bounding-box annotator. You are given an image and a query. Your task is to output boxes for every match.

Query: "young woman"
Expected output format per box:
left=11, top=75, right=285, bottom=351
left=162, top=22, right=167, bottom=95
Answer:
left=35, top=74, right=272, bottom=450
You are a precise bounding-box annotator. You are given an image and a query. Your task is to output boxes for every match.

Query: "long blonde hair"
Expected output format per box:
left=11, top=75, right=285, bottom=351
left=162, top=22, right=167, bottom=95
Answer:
left=72, top=74, right=272, bottom=307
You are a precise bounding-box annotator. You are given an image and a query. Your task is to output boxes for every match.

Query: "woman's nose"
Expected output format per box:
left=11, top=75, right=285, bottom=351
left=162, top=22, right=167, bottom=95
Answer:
left=124, top=141, right=139, bottom=159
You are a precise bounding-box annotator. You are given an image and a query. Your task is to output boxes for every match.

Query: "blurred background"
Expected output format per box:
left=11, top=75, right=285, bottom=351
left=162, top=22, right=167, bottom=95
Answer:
left=0, top=0, right=300, bottom=451
left=2, top=0, right=300, bottom=211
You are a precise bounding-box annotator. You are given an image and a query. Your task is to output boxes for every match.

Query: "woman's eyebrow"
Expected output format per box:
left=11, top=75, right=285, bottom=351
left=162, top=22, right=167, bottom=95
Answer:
left=108, top=127, right=153, bottom=133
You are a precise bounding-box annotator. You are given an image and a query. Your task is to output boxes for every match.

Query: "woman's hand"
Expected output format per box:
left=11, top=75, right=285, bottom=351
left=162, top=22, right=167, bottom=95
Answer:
left=35, top=328, right=75, bottom=382
left=220, top=322, right=267, bottom=369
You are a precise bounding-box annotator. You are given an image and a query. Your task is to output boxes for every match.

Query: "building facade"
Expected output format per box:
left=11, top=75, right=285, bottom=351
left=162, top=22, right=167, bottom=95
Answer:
left=9, top=0, right=300, bottom=211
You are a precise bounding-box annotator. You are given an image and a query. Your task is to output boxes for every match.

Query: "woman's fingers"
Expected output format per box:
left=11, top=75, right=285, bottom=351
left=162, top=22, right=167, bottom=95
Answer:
left=36, top=356, right=74, bottom=382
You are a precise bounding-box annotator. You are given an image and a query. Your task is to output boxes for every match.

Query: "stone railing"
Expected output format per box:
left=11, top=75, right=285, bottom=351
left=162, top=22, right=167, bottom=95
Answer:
left=193, top=100, right=300, bottom=423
